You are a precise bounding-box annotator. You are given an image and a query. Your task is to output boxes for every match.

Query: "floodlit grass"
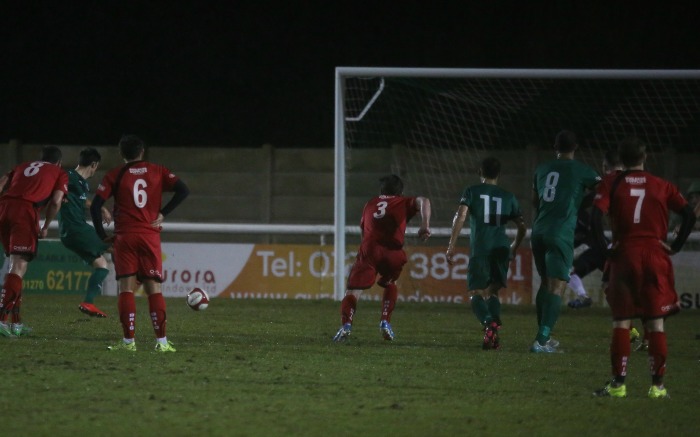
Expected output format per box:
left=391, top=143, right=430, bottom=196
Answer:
left=2, top=295, right=699, bottom=436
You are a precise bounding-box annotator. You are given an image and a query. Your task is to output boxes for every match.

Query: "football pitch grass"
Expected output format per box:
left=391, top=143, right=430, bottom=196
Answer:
left=3, top=295, right=698, bottom=436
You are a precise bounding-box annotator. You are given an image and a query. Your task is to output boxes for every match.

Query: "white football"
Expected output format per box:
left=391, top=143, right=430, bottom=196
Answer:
left=186, top=288, right=210, bottom=311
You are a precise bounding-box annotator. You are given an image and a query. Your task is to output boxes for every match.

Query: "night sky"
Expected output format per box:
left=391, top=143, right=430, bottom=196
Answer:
left=2, top=2, right=698, bottom=148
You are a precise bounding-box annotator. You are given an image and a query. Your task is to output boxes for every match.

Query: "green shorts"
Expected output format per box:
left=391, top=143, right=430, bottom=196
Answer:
left=531, top=233, right=573, bottom=281
left=467, top=246, right=510, bottom=291
left=60, top=227, right=110, bottom=265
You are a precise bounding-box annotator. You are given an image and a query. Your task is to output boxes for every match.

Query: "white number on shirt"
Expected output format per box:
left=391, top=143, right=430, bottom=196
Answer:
left=133, top=179, right=148, bottom=208
left=542, top=171, right=560, bottom=202
left=480, top=194, right=503, bottom=225
left=630, top=188, right=645, bottom=224
left=373, top=201, right=388, bottom=219
left=23, top=162, right=45, bottom=177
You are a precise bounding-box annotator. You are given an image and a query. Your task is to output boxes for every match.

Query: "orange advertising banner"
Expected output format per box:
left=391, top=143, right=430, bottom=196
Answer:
left=213, top=244, right=533, bottom=304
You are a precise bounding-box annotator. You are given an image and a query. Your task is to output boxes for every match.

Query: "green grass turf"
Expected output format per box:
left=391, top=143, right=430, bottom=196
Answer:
left=2, top=295, right=698, bottom=436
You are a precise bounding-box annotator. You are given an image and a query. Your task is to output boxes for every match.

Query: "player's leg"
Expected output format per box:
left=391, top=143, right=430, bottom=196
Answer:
left=138, top=234, right=174, bottom=352
left=65, top=230, right=111, bottom=317
left=467, top=256, right=493, bottom=326
left=532, top=237, right=571, bottom=352
left=530, top=235, right=548, bottom=327
left=376, top=248, right=408, bottom=341
left=487, top=247, right=510, bottom=328
left=108, top=275, right=138, bottom=351
left=1, top=210, right=36, bottom=336
left=593, top=318, right=631, bottom=398
left=567, top=247, right=604, bottom=308
left=1, top=254, right=30, bottom=336
left=145, top=280, right=174, bottom=352
left=78, top=255, right=110, bottom=317
left=645, top=318, right=669, bottom=398
left=108, top=236, right=138, bottom=351
left=643, top=250, right=678, bottom=399
left=594, top=252, right=638, bottom=397
left=378, top=282, right=397, bottom=341
left=380, top=282, right=397, bottom=323
left=334, top=251, right=374, bottom=342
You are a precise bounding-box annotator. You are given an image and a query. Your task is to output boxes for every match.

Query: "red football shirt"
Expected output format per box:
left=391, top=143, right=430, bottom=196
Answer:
left=1, top=161, right=68, bottom=205
left=95, top=161, right=180, bottom=234
left=360, top=195, right=418, bottom=249
left=593, top=170, right=687, bottom=244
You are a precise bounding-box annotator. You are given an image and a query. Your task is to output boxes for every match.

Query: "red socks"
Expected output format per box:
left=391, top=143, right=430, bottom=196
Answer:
left=647, top=331, right=667, bottom=384
left=118, top=292, right=136, bottom=339
left=610, top=327, right=631, bottom=381
left=340, top=294, right=357, bottom=325
left=0, top=273, right=22, bottom=323
left=340, top=285, right=398, bottom=326
left=381, top=284, right=398, bottom=322
left=148, top=293, right=167, bottom=338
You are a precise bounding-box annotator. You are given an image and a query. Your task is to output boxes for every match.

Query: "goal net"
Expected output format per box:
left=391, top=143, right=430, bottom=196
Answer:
left=334, top=68, right=700, bottom=301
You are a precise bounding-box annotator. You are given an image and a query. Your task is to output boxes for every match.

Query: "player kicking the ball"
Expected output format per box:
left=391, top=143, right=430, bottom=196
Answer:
left=57, top=148, right=112, bottom=318
left=91, top=135, right=189, bottom=352
left=333, top=175, right=431, bottom=343
left=446, top=157, right=526, bottom=350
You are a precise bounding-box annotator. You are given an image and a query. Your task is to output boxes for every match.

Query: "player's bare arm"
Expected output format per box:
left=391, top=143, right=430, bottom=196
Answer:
left=416, top=196, right=431, bottom=241
left=40, top=189, right=66, bottom=238
left=446, top=204, right=468, bottom=265
left=510, top=215, right=527, bottom=257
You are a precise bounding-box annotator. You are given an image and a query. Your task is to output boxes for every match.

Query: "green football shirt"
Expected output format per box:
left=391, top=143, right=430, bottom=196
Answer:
left=532, top=159, right=600, bottom=240
left=58, top=169, right=92, bottom=237
left=460, top=183, right=522, bottom=256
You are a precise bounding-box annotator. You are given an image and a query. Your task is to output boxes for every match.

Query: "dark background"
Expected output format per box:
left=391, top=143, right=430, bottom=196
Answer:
left=2, top=2, right=699, bottom=148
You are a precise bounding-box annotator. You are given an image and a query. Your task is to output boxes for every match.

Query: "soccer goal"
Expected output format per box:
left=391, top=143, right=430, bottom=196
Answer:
left=334, top=68, right=700, bottom=300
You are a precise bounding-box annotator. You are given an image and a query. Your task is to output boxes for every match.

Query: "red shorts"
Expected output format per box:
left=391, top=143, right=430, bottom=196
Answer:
left=606, top=243, right=679, bottom=320
left=346, top=242, right=407, bottom=290
left=113, top=232, right=163, bottom=282
left=0, top=199, right=40, bottom=259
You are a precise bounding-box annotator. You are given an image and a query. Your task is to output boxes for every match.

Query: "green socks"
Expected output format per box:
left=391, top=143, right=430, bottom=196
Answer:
left=487, top=295, right=501, bottom=324
left=536, top=292, right=562, bottom=345
left=535, top=284, right=548, bottom=326
left=84, top=267, right=109, bottom=304
left=470, top=295, right=492, bottom=325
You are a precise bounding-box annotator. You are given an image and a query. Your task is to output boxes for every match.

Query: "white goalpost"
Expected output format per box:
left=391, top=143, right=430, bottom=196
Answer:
left=334, top=67, right=700, bottom=301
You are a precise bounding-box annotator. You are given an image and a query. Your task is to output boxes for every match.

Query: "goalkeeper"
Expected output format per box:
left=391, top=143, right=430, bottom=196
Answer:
left=567, top=150, right=624, bottom=309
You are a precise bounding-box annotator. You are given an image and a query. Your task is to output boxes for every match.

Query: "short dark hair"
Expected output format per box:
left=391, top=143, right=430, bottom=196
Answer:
left=603, top=149, right=621, bottom=167
left=118, top=135, right=145, bottom=160
left=41, top=145, right=62, bottom=164
left=78, top=147, right=102, bottom=167
left=480, top=156, right=501, bottom=179
left=618, top=137, right=646, bottom=167
left=379, top=174, right=404, bottom=195
left=554, top=130, right=577, bottom=153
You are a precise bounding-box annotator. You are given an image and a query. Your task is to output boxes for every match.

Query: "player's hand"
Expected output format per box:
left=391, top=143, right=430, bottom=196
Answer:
left=151, top=213, right=165, bottom=228
left=39, top=227, right=49, bottom=239
left=101, top=207, right=113, bottom=226
left=446, top=247, right=455, bottom=265
left=418, top=226, right=431, bottom=241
